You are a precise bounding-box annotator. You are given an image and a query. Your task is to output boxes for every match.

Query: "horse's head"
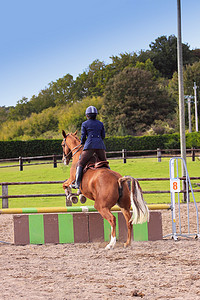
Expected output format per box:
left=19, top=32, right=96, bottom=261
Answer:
left=61, top=130, right=79, bottom=165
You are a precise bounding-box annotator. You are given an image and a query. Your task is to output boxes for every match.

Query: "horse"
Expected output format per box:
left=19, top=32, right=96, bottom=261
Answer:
left=61, top=130, right=149, bottom=249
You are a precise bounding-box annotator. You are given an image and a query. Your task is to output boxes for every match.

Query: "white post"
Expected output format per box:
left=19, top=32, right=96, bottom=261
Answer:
left=170, top=159, right=178, bottom=240
left=177, top=0, right=187, bottom=202
left=188, top=97, right=192, bottom=133
left=193, top=82, right=198, bottom=132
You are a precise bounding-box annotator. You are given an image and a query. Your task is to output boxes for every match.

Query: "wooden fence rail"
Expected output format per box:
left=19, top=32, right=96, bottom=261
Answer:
left=1, top=177, right=200, bottom=209
left=0, top=147, right=200, bottom=170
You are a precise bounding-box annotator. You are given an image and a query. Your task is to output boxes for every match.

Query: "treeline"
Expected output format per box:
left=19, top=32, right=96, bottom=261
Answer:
left=0, top=35, right=200, bottom=140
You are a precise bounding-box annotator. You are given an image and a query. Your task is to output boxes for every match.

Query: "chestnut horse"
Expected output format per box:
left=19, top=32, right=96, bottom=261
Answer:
left=62, top=130, right=149, bottom=249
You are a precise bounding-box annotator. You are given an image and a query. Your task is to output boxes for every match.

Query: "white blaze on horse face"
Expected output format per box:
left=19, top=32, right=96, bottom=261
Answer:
left=62, top=153, right=67, bottom=165
left=63, top=157, right=67, bottom=165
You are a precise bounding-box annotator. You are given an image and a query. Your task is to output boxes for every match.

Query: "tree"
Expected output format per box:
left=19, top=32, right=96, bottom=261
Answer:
left=184, top=61, right=200, bottom=95
left=8, top=97, right=32, bottom=120
left=149, top=35, right=192, bottom=78
left=0, top=106, right=10, bottom=126
left=58, top=96, right=104, bottom=133
left=73, top=60, right=108, bottom=100
left=110, top=52, right=138, bottom=72
left=135, top=59, right=161, bottom=79
left=103, top=68, right=176, bottom=135
left=169, top=61, right=200, bottom=108
left=50, top=74, right=75, bottom=105
left=24, top=107, right=59, bottom=137
left=191, top=49, right=200, bottom=61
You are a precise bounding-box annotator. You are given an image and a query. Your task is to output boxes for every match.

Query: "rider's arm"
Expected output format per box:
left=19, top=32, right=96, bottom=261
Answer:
left=101, top=123, right=105, bottom=139
left=81, top=123, right=87, bottom=144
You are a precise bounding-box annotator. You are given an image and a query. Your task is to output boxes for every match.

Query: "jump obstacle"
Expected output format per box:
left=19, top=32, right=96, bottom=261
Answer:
left=13, top=210, right=163, bottom=245
left=0, top=204, right=166, bottom=245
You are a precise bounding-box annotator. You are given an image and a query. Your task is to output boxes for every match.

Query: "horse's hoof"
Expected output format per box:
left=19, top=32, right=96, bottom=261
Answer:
left=79, top=194, right=87, bottom=204
left=105, top=236, right=116, bottom=250
left=105, top=244, right=112, bottom=250
left=70, top=195, right=78, bottom=204
left=66, top=195, right=72, bottom=206
left=123, top=242, right=130, bottom=248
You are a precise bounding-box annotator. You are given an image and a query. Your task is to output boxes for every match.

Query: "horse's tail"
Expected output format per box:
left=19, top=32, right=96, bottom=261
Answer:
left=118, top=176, right=149, bottom=224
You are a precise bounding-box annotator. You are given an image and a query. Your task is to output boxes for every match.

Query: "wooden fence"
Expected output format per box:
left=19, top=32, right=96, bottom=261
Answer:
left=1, top=177, right=200, bottom=209
left=0, top=148, right=199, bottom=170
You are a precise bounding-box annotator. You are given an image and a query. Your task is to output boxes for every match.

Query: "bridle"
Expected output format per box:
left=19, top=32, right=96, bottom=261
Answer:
left=62, top=134, right=83, bottom=165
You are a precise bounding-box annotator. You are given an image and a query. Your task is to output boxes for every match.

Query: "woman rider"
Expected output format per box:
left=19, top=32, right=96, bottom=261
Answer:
left=72, top=105, right=107, bottom=194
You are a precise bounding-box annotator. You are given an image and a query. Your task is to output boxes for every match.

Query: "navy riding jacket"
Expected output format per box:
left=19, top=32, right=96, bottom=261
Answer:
left=81, top=119, right=106, bottom=150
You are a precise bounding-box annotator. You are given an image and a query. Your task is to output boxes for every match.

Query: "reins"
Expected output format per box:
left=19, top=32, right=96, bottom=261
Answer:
left=63, top=136, right=83, bottom=160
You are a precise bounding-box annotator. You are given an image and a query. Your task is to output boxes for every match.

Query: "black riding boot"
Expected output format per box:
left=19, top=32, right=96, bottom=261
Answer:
left=73, top=166, right=83, bottom=194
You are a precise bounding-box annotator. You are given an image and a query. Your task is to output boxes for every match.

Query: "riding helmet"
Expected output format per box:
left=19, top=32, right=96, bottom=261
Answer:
left=85, top=106, right=98, bottom=115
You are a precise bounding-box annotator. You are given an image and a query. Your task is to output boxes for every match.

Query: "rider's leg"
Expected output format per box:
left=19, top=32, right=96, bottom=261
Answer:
left=95, top=149, right=110, bottom=168
left=73, top=149, right=94, bottom=193
left=95, top=149, right=107, bottom=161
left=73, top=165, right=83, bottom=192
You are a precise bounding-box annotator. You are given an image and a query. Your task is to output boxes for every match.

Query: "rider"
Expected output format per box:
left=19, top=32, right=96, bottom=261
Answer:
left=72, top=105, right=107, bottom=194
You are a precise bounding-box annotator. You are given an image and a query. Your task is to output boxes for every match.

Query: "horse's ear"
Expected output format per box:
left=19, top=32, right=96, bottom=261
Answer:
left=73, top=130, right=78, bottom=136
left=62, top=130, right=67, bottom=138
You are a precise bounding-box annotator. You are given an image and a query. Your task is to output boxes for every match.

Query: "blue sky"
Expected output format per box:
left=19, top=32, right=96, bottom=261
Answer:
left=1, top=0, right=200, bottom=107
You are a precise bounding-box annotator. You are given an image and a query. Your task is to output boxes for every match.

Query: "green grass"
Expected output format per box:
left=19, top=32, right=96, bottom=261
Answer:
left=0, top=157, right=200, bottom=208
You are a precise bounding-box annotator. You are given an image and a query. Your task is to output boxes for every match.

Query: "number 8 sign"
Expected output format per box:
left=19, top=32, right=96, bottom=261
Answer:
left=170, top=178, right=180, bottom=193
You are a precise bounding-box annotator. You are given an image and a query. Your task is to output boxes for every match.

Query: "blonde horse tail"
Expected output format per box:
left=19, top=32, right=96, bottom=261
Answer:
left=118, top=176, right=149, bottom=224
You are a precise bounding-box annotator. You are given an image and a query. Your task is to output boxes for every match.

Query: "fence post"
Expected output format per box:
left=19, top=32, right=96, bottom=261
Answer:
left=157, top=148, right=162, bottom=162
left=53, top=155, right=57, bottom=168
left=2, top=184, right=8, bottom=208
left=191, top=147, right=195, bottom=162
left=122, top=149, right=127, bottom=163
left=19, top=156, right=23, bottom=171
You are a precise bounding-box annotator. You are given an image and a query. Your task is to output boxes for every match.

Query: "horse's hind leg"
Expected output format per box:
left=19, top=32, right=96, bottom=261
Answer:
left=95, top=205, right=116, bottom=250
left=120, top=208, right=133, bottom=248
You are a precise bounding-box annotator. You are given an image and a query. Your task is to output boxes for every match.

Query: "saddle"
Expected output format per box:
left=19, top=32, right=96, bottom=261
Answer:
left=83, top=160, right=110, bottom=174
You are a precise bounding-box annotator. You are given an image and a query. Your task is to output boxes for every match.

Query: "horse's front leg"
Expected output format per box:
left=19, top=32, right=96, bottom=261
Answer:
left=105, top=225, right=117, bottom=250
left=63, top=179, right=72, bottom=194
left=95, top=204, right=116, bottom=250
left=63, top=179, right=73, bottom=205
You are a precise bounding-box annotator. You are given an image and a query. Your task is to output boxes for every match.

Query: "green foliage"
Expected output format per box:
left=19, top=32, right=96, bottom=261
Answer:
left=51, top=74, right=75, bottom=106
left=8, top=97, right=31, bottom=121
left=0, top=139, right=62, bottom=159
left=135, top=58, right=161, bottom=79
left=0, top=97, right=104, bottom=141
left=145, top=119, right=176, bottom=135
left=0, top=106, right=10, bottom=126
left=105, top=135, right=172, bottom=152
left=58, top=96, right=104, bottom=133
left=25, top=109, right=59, bottom=137
left=184, top=61, right=200, bottom=96
left=186, top=132, right=200, bottom=148
left=0, top=106, right=60, bottom=140
left=103, top=67, right=176, bottom=135
left=1, top=132, right=200, bottom=159
left=149, top=35, right=193, bottom=78
left=1, top=34, right=200, bottom=140
left=169, top=61, right=200, bottom=132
